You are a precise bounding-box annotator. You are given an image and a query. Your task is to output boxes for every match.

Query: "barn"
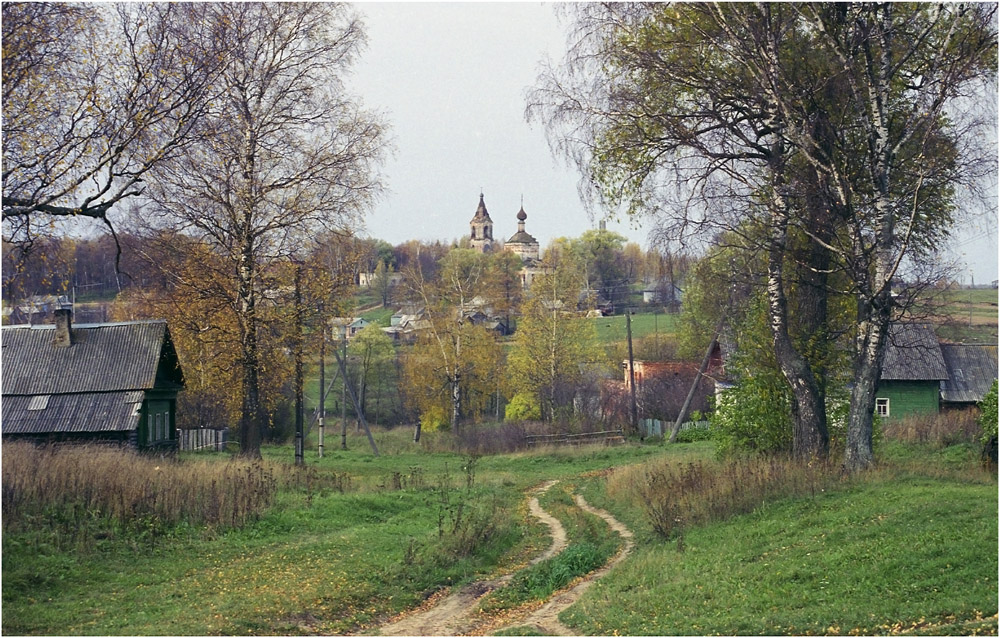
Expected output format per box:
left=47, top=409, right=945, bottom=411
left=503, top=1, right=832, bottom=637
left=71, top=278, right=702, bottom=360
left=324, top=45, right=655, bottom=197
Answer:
left=1, top=308, right=185, bottom=450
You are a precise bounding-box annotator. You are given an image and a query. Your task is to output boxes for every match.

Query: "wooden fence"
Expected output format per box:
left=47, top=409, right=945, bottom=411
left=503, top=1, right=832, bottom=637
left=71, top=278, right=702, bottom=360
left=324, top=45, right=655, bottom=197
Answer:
left=178, top=428, right=228, bottom=452
left=525, top=429, right=625, bottom=447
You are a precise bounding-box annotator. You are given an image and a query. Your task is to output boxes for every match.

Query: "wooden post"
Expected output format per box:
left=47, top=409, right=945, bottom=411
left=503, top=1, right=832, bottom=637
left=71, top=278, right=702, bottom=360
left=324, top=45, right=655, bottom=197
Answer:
left=626, top=310, right=639, bottom=438
left=341, top=335, right=348, bottom=451
left=334, top=346, right=380, bottom=457
left=318, top=311, right=325, bottom=458
left=294, top=263, right=304, bottom=466
left=669, top=317, right=725, bottom=443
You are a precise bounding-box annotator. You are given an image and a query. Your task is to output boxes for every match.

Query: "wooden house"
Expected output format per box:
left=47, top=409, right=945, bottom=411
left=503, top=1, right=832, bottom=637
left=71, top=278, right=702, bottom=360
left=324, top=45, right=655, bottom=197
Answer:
left=1, top=308, right=185, bottom=450
left=876, top=323, right=949, bottom=419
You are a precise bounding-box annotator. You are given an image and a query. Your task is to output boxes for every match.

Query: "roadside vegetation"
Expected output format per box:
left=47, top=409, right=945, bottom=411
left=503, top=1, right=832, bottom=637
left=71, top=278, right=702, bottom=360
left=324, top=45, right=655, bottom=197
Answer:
left=4, top=415, right=996, bottom=636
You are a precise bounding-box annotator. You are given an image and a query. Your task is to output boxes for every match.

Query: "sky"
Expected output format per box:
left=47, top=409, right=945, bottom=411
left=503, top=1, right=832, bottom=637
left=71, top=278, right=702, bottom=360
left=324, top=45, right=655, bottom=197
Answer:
left=347, top=2, right=999, bottom=284
left=346, top=3, right=649, bottom=250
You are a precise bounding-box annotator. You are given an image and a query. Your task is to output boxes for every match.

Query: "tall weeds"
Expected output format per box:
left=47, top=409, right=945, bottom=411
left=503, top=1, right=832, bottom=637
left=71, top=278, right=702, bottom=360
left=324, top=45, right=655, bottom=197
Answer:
left=2, top=442, right=277, bottom=546
left=608, top=454, right=842, bottom=540
left=881, top=411, right=982, bottom=447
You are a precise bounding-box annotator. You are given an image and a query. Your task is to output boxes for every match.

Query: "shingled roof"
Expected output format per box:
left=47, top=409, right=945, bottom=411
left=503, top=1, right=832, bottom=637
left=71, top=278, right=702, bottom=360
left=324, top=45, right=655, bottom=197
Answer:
left=1, top=320, right=184, bottom=434
left=880, top=323, right=948, bottom=382
left=940, top=344, right=998, bottom=404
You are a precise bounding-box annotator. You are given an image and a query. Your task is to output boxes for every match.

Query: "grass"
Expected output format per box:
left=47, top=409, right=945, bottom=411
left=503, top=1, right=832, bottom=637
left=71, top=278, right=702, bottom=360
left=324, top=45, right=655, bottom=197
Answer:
left=1, top=431, right=673, bottom=635
left=561, top=474, right=996, bottom=635
left=589, top=312, right=680, bottom=345
left=3, top=429, right=996, bottom=636
left=477, top=483, right=621, bottom=615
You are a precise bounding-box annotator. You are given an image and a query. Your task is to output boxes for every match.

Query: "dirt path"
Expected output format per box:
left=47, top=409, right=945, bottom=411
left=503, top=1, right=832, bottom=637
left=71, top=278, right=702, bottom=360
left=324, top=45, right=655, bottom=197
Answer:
left=377, top=481, right=565, bottom=636
left=498, top=494, right=635, bottom=636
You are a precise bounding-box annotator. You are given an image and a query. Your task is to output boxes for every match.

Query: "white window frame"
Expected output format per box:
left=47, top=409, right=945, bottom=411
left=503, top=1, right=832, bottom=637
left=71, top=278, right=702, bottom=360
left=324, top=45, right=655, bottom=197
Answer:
left=875, top=397, right=890, bottom=418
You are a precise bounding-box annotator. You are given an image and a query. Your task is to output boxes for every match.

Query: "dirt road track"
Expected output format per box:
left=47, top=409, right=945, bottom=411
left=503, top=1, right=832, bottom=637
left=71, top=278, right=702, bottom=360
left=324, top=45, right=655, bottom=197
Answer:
left=498, top=494, right=635, bottom=636
left=377, top=480, right=566, bottom=636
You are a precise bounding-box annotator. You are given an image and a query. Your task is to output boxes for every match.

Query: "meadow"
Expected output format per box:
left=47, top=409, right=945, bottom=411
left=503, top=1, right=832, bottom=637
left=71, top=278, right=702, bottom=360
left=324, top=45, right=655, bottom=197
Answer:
left=2, top=419, right=996, bottom=636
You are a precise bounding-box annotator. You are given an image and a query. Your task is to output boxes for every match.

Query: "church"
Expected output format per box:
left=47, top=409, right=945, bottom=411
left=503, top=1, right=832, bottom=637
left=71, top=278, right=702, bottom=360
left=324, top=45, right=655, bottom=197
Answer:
left=468, top=193, right=543, bottom=287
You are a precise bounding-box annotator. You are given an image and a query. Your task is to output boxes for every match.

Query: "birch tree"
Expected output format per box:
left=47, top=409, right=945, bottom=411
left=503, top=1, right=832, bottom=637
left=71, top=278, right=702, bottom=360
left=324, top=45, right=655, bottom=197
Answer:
left=142, top=3, right=387, bottom=457
left=530, top=2, right=995, bottom=468
left=2, top=3, right=221, bottom=262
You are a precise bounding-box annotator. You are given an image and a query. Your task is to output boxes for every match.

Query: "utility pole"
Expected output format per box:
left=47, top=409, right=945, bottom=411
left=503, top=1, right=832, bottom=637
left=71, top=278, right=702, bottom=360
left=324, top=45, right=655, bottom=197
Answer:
left=294, top=263, right=304, bottom=466
left=318, top=307, right=326, bottom=458
left=341, top=334, right=348, bottom=451
left=626, top=309, right=639, bottom=438
left=333, top=346, right=380, bottom=456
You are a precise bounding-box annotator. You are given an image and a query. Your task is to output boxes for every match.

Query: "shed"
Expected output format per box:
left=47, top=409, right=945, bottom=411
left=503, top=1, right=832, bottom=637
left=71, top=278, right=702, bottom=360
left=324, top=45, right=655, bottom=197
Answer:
left=1, top=309, right=184, bottom=449
left=939, top=344, right=998, bottom=408
left=876, top=323, right=948, bottom=419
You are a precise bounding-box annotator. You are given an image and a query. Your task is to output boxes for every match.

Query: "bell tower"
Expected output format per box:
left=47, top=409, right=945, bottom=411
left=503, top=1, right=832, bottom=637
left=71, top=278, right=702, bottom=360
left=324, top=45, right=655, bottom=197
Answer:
left=469, top=192, right=494, bottom=253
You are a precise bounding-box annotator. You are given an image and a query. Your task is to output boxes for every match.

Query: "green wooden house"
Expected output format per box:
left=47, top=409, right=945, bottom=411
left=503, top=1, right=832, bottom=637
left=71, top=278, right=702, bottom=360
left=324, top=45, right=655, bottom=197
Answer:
left=875, top=323, right=949, bottom=419
left=2, top=308, right=185, bottom=450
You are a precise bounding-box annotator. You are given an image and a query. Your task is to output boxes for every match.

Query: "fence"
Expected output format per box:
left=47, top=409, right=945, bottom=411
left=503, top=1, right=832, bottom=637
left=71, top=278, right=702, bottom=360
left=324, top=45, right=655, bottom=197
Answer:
left=178, top=428, right=228, bottom=452
left=525, top=429, right=625, bottom=447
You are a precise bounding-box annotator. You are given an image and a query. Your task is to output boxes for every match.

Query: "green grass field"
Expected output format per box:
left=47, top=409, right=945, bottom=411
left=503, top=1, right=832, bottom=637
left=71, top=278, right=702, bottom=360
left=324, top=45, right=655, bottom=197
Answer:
left=2, top=431, right=996, bottom=636
left=589, top=312, right=681, bottom=344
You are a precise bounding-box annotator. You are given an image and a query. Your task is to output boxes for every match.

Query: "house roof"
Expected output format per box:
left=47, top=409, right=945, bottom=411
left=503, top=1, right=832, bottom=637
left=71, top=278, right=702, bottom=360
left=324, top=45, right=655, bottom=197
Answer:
left=880, top=323, right=948, bottom=381
left=2, top=390, right=145, bottom=434
left=1, top=320, right=184, bottom=396
left=940, top=344, right=998, bottom=403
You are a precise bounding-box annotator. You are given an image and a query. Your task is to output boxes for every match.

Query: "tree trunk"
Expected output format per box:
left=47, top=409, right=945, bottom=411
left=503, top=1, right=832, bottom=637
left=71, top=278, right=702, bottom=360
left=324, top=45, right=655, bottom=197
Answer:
left=237, top=245, right=264, bottom=459
left=762, top=79, right=829, bottom=460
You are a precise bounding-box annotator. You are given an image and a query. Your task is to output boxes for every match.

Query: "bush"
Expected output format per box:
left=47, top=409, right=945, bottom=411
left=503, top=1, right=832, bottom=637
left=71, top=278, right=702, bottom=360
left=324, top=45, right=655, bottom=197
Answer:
left=420, top=404, right=449, bottom=433
left=710, top=373, right=793, bottom=455
left=504, top=392, right=541, bottom=422
left=979, top=380, right=998, bottom=469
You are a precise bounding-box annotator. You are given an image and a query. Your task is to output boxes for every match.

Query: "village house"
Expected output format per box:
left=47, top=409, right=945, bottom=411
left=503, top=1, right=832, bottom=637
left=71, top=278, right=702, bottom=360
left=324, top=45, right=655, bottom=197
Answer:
left=1, top=307, right=185, bottom=450
left=876, top=322, right=998, bottom=419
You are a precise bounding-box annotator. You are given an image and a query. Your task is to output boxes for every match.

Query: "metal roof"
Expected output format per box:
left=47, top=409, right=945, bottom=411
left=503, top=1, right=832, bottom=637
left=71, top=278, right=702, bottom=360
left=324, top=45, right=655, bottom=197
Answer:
left=940, top=344, right=998, bottom=404
left=880, top=323, right=948, bottom=381
left=1, top=391, right=144, bottom=434
left=1, top=320, right=183, bottom=395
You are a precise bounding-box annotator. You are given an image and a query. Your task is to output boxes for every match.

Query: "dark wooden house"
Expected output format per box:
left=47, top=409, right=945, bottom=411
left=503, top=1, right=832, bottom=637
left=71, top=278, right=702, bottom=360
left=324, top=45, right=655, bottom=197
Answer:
left=2, top=308, right=185, bottom=449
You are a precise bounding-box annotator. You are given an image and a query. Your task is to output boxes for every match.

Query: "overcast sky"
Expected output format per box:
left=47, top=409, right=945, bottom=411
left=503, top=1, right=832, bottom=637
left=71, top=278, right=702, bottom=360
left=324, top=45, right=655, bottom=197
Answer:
left=346, top=3, right=649, bottom=250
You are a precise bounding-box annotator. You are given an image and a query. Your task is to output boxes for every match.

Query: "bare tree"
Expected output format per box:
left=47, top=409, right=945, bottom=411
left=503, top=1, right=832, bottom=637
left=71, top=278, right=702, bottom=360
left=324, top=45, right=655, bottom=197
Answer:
left=2, top=3, right=221, bottom=262
left=141, top=3, right=388, bottom=457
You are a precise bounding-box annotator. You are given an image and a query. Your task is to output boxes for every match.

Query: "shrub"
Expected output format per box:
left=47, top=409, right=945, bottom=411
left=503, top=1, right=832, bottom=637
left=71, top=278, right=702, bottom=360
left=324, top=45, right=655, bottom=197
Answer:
left=710, top=373, right=793, bottom=455
left=419, top=404, right=449, bottom=433
left=504, top=392, right=541, bottom=421
left=979, top=380, right=998, bottom=469
left=607, top=453, right=839, bottom=540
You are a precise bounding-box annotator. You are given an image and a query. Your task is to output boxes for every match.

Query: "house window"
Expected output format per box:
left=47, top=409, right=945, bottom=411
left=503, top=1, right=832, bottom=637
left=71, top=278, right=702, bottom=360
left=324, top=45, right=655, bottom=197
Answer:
left=875, top=398, right=890, bottom=418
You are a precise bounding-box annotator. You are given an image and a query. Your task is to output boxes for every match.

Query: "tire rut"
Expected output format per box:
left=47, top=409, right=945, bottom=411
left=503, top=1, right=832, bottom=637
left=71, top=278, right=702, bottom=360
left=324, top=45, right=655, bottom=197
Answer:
left=500, top=494, right=635, bottom=636
left=376, top=480, right=565, bottom=636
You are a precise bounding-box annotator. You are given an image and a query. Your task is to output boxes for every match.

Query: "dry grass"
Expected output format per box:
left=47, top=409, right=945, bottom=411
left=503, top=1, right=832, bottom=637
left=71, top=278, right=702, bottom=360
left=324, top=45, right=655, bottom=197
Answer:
left=606, top=454, right=843, bottom=540
left=881, top=410, right=982, bottom=447
left=1, top=442, right=278, bottom=546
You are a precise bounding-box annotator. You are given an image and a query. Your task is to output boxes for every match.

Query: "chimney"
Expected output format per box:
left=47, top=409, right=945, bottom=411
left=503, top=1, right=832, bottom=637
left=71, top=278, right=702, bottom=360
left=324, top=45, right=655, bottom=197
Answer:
left=53, top=307, right=73, bottom=347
